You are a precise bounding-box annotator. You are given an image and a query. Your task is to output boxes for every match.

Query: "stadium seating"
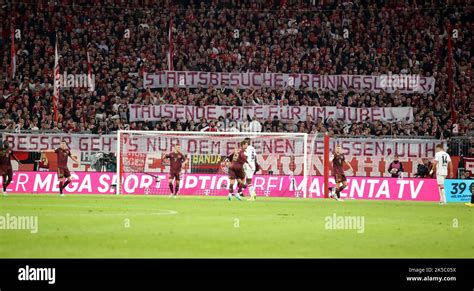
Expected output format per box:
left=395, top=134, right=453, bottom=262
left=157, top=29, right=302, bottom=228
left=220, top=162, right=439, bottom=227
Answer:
left=0, top=0, right=472, bottom=137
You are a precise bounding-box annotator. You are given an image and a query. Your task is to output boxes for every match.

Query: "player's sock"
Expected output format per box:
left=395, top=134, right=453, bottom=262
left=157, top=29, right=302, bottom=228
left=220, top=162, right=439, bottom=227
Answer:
left=169, top=183, right=174, bottom=194
left=336, top=185, right=346, bottom=198
left=174, top=184, right=179, bottom=195
left=59, top=181, right=63, bottom=189
left=440, top=188, right=446, bottom=203
left=237, top=183, right=243, bottom=194
left=229, top=183, right=234, bottom=195
left=3, top=176, right=12, bottom=191
left=248, top=185, right=255, bottom=198
left=62, top=180, right=70, bottom=189
left=228, top=188, right=233, bottom=200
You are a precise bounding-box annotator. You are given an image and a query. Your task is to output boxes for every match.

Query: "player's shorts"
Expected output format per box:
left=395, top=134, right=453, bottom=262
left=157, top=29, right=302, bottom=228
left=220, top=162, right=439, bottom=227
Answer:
left=334, top=174, right=347, bottom=183
left=0, top=166, right=13, bottom=177
left=229, top=166, right=245, bottom=180
left=169, top=171, right=181, bottom=181
left=57, top=167, right=71, bottom=179
left=436, top=175, right=446, bottom=185
left=243, top=164, right=254, bottom=179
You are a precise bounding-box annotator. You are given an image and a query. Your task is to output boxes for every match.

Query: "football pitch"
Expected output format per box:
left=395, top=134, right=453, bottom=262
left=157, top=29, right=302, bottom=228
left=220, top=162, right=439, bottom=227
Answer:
left=0, top=194, right=472, bottom=258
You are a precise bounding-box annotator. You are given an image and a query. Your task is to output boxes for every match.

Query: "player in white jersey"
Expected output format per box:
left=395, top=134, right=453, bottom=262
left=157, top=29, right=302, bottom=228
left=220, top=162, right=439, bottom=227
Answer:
left=430, top=144, right=453, bottom=205
left=242, top=137, right=260, bottom=201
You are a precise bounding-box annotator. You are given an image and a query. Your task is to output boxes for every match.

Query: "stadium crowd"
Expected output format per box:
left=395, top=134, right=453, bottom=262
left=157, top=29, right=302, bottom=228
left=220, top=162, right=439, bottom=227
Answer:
left=0, top=0, right=472, bottom=138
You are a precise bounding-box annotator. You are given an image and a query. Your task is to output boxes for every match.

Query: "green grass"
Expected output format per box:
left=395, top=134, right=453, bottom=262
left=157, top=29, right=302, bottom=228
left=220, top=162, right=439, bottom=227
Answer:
left=0, top=194, right=473, bottom=258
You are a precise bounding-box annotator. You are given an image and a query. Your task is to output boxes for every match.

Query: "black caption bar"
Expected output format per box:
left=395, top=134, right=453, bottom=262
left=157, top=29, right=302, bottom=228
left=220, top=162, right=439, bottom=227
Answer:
left=0, top=259, right=471, bottom=289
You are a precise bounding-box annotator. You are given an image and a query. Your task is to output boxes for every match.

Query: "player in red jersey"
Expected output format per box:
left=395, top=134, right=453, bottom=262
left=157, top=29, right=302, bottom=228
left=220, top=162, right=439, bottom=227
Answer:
left=42, top=140, right=79, bottom=196
left=329, top=145, right=354, bottom=201
left=224, top=140, right=250, bottom=201
left=163, top=143, right=187, bottom=197
left=0, top=142, right=21, bottom=196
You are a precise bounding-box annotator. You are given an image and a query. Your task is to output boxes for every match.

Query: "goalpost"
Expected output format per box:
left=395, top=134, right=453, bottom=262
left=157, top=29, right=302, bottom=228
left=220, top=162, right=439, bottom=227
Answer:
left=116, top=130, right=309, bottom=197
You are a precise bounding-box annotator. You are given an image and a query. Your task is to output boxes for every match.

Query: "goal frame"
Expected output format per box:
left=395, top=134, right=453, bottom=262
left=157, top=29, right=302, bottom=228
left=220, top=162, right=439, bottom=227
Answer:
left=116, top=130, right=309, bottom=197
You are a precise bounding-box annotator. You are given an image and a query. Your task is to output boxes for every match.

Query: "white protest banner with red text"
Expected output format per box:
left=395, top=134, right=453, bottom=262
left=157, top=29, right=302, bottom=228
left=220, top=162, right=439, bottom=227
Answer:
left=128, top=104, right=414, bottom=123
left=144, top=71, right=435, bottom=94
left=4, top=133, right=435, bottom=156
left=2, top=133, right=117, bottom=152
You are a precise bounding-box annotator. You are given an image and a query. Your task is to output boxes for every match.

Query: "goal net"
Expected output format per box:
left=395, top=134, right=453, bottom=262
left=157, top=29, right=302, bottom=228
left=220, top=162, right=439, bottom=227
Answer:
left=116, top=130, right=309, bottom=197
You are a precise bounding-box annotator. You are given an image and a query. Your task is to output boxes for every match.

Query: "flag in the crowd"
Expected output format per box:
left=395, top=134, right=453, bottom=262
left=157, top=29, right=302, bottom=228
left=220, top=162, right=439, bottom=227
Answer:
left=53, top=37, right=60, bottom=122
left=167, top=15, right=173, bottom=71
left=447, top=25, right=456, bottom=121
left=10, top=28, right=16, bottom=79
left=139, top=58, right=146, bottom=79
left=87, top=50, right=94, bottom=92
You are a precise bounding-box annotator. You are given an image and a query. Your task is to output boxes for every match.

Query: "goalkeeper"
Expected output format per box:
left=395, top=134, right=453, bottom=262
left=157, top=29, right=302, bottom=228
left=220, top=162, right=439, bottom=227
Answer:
left=163, top=143, right=188, bottom=197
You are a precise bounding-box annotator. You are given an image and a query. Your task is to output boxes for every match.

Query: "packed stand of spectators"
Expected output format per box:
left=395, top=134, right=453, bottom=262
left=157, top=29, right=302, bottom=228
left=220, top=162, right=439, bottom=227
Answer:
left=0, top=0, right=472, bottom=138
